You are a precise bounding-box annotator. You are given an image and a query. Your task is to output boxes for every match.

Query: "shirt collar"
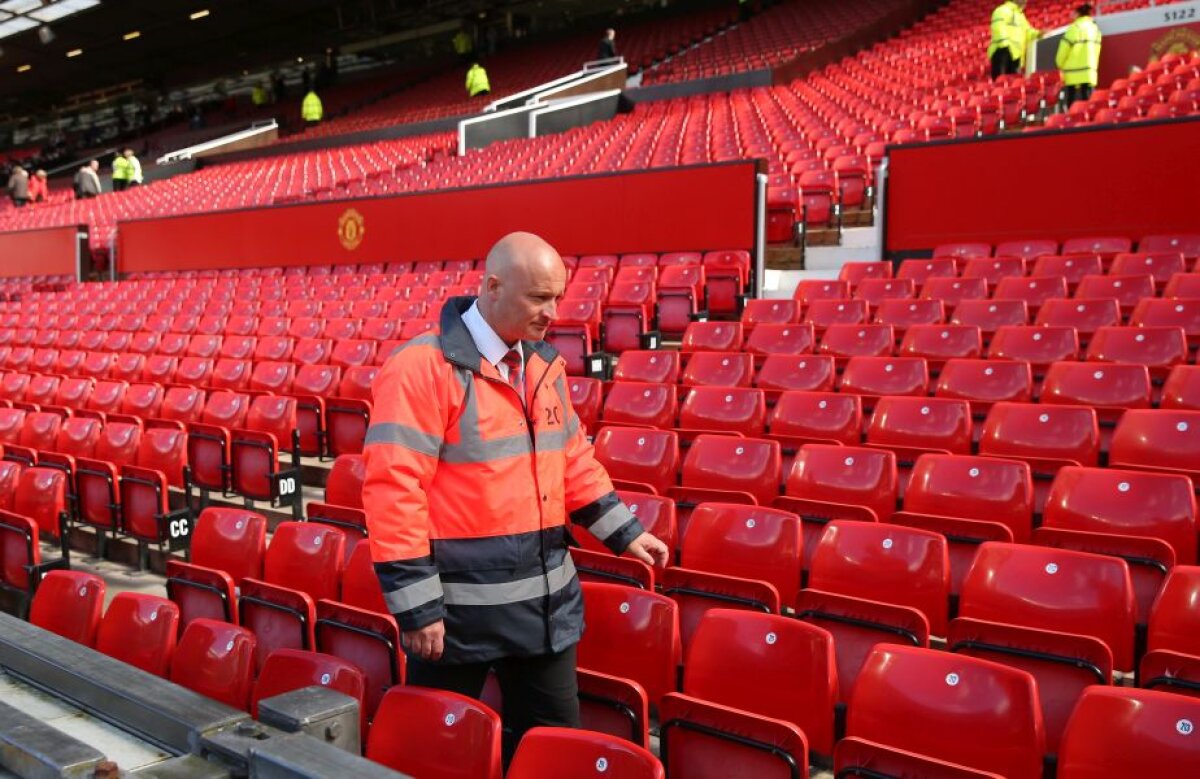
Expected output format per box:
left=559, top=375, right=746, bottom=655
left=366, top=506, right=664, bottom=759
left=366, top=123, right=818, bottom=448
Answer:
left=462, top=300, right=522, bottom=369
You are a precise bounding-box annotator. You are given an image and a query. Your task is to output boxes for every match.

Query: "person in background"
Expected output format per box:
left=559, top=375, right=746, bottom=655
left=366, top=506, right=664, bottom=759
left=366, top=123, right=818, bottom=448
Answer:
left=466, top=61, right=491, bottom=97
left=111, top=150, right=131, bottom=191
left=597, top=28, right=617, bottom=60
left=988, top=0, right=1039, bottom=79
left=452, top=27, right=474, bottom=62
left=1056, top=4, right=1102, bottom=107
left=301, top=89, right=324, bottom=124
left=74, top=160, right=101, bottom=199
left=6, top=165, right=29, bottom=207
left=363, top=231, right=669, bottom=766
left=124, top=148, right=143, bottom=187
left=27, top=169, right=48, bottom=203
left=251, top=83, right=267, bottom=107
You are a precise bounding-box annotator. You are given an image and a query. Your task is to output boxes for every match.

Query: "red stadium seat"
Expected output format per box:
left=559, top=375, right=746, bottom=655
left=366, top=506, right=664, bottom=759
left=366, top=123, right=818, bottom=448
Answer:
left=29, top=569, right=105, bottom=647
left=961, top=256, right=1028, bottom=290
left=170, top=618, right=257, bottom=710
left=1040, top=361, right=1152, bottom=422
left=252, top=649, right=366, bottom=729
left=1032, top=255, right=1104, bottom=291
left=754, top=353, right=837, bottom=395
left=314, top=600, right=403, bottom=721
left=959, top=542, right=1136, bottom=671
left=784, top=443, right=897, bottom=523
left=744, top=322, right=815, bottom=360
left=805, top=298, right=869, bottom=331
left=95, top=592, right=179, bottom=677
left=367, top=687, right=502, bottom=779
left=808, top=518, right=949, bottom=636
left=1162, top=365, right=1200, bottom=409
left=1086, top=326, right=1189, bottom=380
left=325, top=453, right=365, bottom=508
left=677, top=386, right=764, bottom=437
left=678, top=434, right=781, bottom=506
left=602, top=382, right=678, bottom=430
left=680, top=503, right=802, bottom=610
left=1057, top=687, right=1200, bottom=776
left=768, top=390, right=862, bottom=445
left=1109, top=409, right=1200, bottom=487
left=679, top=352, right=755, bottom=388
left=818, top=324, right=894, bottom=361
left=1131, top=298, right=1200, bottom=348
left=993, top=275, right=1069, bottom=316
left=263, top=521, right=345, bottom=604
left=665, top=610, right=838, bottom=757
left=839, top=356, right=929, bottom=405
left=846, top=645, right=1045, bottom=779
left=613, top=350, right=681, bottom=385
left=989, top=325, right=1080, bottom=374
left=578, top=582, right=680, bottom=707
left=508, top=727, right=662, bottom=779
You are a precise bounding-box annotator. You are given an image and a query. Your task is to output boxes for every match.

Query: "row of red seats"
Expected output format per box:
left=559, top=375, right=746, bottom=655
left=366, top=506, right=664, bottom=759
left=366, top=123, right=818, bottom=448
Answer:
left=0, top=362, right=369, bottom=459
left=304, top=449, right=1200, bottom=773
left=28, top=573, right=660, bottom=778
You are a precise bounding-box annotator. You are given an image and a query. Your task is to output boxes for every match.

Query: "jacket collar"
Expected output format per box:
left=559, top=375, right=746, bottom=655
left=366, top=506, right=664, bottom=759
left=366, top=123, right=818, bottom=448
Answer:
left=439, top=296, right=559, bottom=372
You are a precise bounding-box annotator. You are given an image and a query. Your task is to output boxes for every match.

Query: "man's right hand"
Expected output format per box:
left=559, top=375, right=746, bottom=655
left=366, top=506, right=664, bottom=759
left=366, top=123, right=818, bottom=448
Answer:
left=402, top=620, right=445, bottom=661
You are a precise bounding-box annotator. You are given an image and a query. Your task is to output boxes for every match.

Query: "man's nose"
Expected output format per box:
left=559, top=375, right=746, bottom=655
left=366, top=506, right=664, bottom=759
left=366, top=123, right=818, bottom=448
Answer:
left=543, top=299, right=558, bottom=321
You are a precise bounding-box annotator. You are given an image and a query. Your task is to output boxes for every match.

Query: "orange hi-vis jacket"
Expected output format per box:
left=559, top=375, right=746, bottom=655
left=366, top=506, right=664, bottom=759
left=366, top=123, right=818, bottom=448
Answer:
left=363, top=296, right=644, bottom=663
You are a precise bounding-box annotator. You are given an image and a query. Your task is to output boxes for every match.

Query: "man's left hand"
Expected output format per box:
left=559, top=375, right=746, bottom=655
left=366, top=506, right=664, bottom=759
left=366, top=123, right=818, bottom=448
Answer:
left=624, top=532, right=670, bottom=568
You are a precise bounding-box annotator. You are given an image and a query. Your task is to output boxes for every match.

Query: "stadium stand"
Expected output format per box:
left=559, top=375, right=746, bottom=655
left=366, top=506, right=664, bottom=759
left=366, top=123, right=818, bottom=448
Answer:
left=1, top=0, right=1199, bottom=775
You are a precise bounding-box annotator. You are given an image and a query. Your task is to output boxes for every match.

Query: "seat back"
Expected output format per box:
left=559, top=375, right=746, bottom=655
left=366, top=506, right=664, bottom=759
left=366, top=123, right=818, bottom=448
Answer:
left=252, top=648, right=365, bottom=723
left=960, top=542, right=1136, bottom=670
left=95, top=592, right=179, bottom=677
left=508, top=727, right=663, bottom=779
left=680, top=352, right=755, bottom=388
left=684, top=610, right=838, bottom=756
left=1057, top=687, right=1200, bottom=777
left=867, top=396, right=973, bottom=456
left=192, top=507, right=266, bottom=584
left=170, top=618, right=257, bottom=710
left=678, top=387, right=766, bottom=436
left=578, top=582, right=681, bottom=706
left=904, top=454, right=1034, bottom=542
left=29, top=570, right=105, bottom=647
left=1044, top=466, right=1197, bottom=565
left=366, top=687, right=502, bottom=779
left=809, top=520, right=950, bottom=635
left=786, top=444, right=898, bottom=522
left=325, top=453, right=365, bottom=508
left=847, top=645, right=1045, bottom=779
left=593, top=427, right=679, bottom=495
left=314, top=600, right=403, bottom=721
left=613, top=351, right=681, bottom=385
left=979, top=402, right=1100, bottom=467
left=681, top=435, right=781, bottom=506
left=264, top=521, right=346, bottom=603
left=769, top=390, right=861, bottom=445
left=681, top=503, right=802, bottom=609
left=602, top=382, right=678, bottom=430
left=1147, top=565, right=1200, bottom=657
left=1109, top=409, right=1200, bottom=484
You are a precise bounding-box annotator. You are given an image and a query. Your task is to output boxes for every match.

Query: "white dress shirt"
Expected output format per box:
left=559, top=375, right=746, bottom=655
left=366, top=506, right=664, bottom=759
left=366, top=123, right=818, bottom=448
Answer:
left=462, top=300, right=524, bottom=384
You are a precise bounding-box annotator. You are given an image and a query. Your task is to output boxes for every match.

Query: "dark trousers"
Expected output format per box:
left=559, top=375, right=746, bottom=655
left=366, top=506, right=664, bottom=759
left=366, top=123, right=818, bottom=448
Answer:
left=113, top=179, right=128, bottom=192
left=1063, top=84, right=1093, bottom=107
left=990, top=47, right=1020, bottom=79
left=406, top=644, right=580, bottom=765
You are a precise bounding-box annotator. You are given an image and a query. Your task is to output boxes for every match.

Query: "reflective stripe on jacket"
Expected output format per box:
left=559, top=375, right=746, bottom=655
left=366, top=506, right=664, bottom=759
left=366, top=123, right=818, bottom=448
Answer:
left=1056, top=16, right=1101, bottom=87
left=363, top=296, right=644, bottom=663
left=988, top=1, right=1038, bottom=61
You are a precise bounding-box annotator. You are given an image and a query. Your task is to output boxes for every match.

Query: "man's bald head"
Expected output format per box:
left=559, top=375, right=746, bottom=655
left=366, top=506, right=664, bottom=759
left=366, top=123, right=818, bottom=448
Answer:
left=479, top=232, right=567, bottom=344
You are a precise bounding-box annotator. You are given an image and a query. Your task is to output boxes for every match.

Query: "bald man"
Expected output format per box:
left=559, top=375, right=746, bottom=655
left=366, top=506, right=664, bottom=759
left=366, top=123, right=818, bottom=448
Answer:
left=363, top=232, right=668, bottom=761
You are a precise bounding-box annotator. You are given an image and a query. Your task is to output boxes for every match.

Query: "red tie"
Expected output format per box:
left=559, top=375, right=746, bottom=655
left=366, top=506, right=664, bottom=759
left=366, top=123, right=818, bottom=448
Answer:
left=501, top=349, right=523, bottom=394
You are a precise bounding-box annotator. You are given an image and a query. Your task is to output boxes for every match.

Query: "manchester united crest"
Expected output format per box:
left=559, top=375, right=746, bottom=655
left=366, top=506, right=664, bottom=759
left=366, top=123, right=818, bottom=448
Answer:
left=337, top=208, right=365, bottom=251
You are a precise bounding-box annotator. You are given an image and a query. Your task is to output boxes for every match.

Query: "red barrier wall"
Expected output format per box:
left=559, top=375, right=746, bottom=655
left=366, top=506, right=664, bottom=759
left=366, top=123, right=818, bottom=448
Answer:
left=0, top=226, right=80, bottom=278
left=118, top=162, right=760, bottom=272
left=885, top=118, right=1200, bottom=255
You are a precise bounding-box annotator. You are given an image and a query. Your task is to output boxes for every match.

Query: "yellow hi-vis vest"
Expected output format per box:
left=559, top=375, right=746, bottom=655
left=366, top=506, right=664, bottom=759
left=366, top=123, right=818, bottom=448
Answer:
left=466, top=65, right=490, bottom=97
left=1056, top=15, right=1102, bottom=87
left=989, top=1, right=1039, bottom=62
left=301, top=91, right=323, bottom=121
